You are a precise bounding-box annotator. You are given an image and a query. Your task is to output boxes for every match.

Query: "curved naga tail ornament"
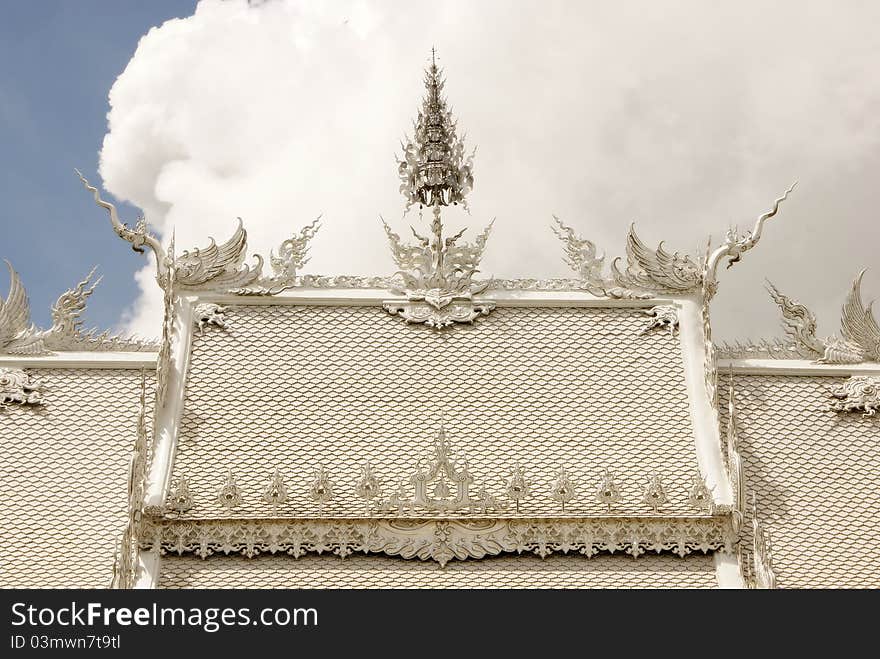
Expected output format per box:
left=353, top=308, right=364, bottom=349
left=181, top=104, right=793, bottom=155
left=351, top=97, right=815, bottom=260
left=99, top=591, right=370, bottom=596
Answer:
left=764, top=280, right=826, bottom=357
left=269, top=216, right=321, bottom=282
left=551, top=218, right=649, bottom=298
left=78, top=169, right=264, bottom=292
left=50, top=266, right=101, bottom=338
left=76, top=170, right=166, bottom=280
left=704, top=183, right=797, bottom=297
left=0, top=261, right=155, bottom=355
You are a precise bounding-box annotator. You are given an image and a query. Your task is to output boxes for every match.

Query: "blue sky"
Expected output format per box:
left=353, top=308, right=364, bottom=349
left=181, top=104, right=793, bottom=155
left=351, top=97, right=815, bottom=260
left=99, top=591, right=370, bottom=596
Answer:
left=0, top=1, right=196, bottom=331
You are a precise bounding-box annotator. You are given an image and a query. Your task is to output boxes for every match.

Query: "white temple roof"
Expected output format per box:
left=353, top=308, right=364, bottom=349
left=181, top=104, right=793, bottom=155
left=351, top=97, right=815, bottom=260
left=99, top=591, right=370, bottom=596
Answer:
left=170, top=302, right=701, bottom=519
left=1, top=51, right=877, bottom=589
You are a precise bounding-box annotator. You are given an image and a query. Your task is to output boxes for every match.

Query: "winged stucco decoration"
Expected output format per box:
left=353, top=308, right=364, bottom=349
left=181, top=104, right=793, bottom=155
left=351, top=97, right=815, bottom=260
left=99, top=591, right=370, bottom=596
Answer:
left=172, top=218, right=262, bottom=291
left=553, top=184, right=795, bottom=298
left=758, top=270, right=880, bottom=364
left=0, top=261, right=44, bottom=355
left=78, top=171, right=263, bottom=292
left=0, top=260, right=153, bottom=354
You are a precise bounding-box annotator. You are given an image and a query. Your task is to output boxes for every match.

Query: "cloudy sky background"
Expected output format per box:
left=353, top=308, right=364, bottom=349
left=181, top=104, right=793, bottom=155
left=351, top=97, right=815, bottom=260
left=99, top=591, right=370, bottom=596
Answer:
left=2, top=0, right=878, bottom=343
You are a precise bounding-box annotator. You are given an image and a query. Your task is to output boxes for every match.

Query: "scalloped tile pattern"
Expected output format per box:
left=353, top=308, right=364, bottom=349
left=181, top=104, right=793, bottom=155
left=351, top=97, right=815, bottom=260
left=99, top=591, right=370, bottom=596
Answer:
left=0, top=368, right=153, bottom=588
left=157, top=552, right=717, bottom=589
left=173, top=304, right=698, bottom=518
left=721, top=375, right=880, bottom=588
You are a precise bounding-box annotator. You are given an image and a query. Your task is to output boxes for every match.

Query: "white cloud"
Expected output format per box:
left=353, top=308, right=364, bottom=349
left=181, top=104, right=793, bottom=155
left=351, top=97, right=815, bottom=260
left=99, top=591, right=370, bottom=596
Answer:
left=100, top=0, right=880, bottom=341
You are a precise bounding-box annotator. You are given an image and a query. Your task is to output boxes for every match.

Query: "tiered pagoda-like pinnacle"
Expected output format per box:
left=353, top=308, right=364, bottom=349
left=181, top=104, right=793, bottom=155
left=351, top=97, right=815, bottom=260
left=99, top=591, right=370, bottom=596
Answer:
left=383, top=50, right=493, bottom=328
left=397, top=48, right=475, bottom=211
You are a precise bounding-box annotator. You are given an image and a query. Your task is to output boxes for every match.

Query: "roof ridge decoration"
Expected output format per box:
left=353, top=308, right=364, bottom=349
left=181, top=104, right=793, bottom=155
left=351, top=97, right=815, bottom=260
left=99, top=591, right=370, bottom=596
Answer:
left=720, top=270, right=880, bottom=362
left=769, top=271, right=878, bottom=364
left=230, top=217, right=323, bottom=295
left=78, top=171, right=264, bottom=292
left=553, top=184, right=796, bottom=299
left=0, top=260, right=155, bottom=355
left=383, top=50, right=496, bottom=329
left=110, top=371, right=150, bottom=589
left=746, top=495, right=777, bottom=589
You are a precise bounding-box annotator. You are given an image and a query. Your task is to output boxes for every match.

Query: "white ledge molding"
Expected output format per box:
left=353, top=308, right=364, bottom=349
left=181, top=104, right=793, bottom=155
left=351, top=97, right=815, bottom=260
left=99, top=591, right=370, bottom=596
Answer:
left=0, top=351, right=157, bottom=369
left=719, top=358, right=880, bottom=376
left=198, top=288, right=675, bottom=308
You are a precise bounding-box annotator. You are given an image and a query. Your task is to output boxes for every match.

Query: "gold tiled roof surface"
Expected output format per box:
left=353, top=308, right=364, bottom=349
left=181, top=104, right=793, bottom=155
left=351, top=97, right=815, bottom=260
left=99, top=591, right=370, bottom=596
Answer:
left=157, top=552, right=718, bottom=589
left=173, top=305, right=697, bottom=517
left=0, top=368, right=152, bottom=589
left=722, top=375, right=880, bottom=588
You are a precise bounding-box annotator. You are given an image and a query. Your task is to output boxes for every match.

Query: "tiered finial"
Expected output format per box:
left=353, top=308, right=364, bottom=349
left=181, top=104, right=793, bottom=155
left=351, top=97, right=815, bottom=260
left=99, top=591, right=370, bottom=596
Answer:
left=397, top=50, right=475, bottom=211
left=384, top=51, right=494, bottom=329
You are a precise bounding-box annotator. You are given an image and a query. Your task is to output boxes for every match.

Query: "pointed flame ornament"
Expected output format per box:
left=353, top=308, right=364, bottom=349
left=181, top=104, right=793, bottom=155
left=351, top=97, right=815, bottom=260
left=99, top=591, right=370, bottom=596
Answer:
left=355, top=462, right=381, bottom=514
left=262, top=468, right=288, bottom=511
left=506, top=464, right=531, bottom=514
left=595, top=469, right=622, bottom=512
left=551, top=466, right=576, bottom=513
left=688, top=473, right=713, bottom=513
left=643, top=473, right=668, bottom=513
left=309, top=466, right=334, bottom=511
left=166, top=476, right=194, bottom=514
left=217, top=469, right=243, bottom=509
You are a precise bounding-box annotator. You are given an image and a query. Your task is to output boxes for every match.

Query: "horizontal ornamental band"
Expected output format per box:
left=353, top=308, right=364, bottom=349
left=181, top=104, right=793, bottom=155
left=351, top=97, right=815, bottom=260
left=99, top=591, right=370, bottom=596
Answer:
left=142, top=516, right=735, bottom=567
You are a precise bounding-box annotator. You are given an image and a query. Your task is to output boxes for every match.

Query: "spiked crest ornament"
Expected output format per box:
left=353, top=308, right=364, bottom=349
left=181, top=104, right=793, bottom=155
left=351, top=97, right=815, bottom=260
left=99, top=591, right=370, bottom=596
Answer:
left=398, top=49, right=475, bottom=211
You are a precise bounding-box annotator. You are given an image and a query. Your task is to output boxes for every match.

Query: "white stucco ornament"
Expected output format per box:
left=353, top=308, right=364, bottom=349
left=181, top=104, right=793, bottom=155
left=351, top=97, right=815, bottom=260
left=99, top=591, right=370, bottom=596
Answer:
left=0, top=367, right=43, bottom=408
left=829, top=376, right=880, bottom=417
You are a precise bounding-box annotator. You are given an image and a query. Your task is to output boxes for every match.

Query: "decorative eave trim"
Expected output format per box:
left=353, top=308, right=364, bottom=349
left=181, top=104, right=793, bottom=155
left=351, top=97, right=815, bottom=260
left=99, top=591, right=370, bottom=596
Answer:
left=0, top=351, right=157, bottom=369
left=143, top=515, right=735, bottom=568
left=718, top=358, right=880, bottom=377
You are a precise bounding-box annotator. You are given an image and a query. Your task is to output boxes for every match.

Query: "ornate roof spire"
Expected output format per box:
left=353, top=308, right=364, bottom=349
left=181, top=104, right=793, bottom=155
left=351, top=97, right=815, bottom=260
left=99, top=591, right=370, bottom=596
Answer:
left=397, top=49, right=475, bottom=211
left=384, top=51, right=494, bottom=329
